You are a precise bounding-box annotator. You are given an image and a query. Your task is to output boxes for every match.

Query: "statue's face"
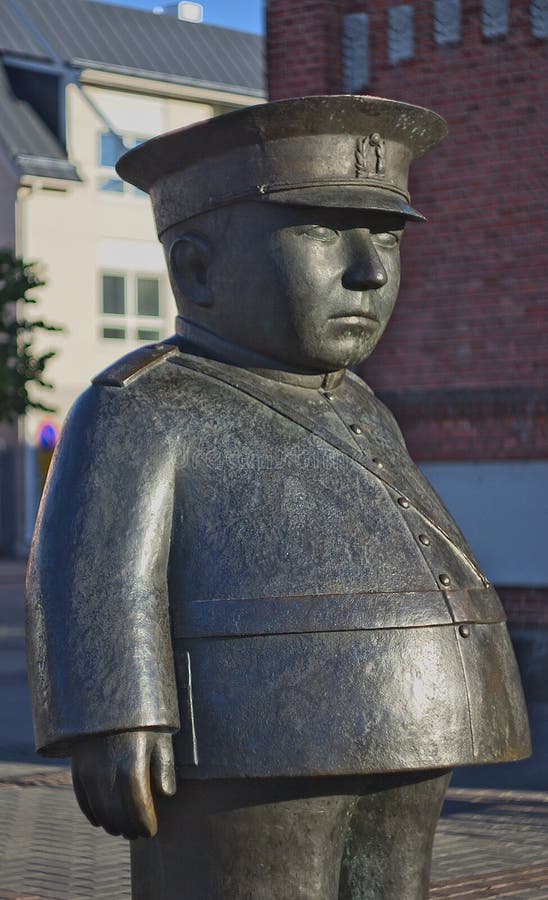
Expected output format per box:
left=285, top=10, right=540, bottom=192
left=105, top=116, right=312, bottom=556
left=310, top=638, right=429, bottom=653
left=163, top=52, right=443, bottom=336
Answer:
left=177, top=202, right=404, bottom=372
left=266, top=204, right=403, bottom=371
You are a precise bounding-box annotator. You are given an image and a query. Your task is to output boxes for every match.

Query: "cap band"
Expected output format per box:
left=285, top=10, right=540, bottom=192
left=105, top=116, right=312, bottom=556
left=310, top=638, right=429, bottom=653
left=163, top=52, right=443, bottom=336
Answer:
left=150, top=133, right=414, bottom=234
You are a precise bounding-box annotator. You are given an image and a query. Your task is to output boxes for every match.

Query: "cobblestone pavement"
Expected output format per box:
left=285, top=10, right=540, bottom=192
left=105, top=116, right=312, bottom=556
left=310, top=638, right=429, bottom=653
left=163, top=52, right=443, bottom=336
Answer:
left=0, top=770, right=548, bottom=899
left=431, top=788, right=548, bottom=898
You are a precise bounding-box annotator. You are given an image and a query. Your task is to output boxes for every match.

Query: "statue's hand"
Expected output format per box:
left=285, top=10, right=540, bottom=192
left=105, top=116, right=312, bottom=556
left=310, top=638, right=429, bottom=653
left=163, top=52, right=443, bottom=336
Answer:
left=71, top=730, right=176, bottom=839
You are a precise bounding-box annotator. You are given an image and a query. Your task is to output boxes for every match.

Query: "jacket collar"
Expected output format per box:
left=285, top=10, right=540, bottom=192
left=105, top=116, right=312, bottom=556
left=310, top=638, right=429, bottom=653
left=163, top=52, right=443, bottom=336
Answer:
left=175, top=317, right=345, bottom=390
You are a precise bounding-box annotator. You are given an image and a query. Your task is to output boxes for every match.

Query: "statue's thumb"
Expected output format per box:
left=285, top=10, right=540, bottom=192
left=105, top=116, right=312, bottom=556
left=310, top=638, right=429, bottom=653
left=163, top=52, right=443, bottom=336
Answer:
left=150, top=734, right=177, bottom=796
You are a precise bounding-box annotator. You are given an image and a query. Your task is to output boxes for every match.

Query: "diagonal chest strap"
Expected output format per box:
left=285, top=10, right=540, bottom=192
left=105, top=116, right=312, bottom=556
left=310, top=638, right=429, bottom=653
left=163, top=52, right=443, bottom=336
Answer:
left=169, top=355, right=485, bottom=581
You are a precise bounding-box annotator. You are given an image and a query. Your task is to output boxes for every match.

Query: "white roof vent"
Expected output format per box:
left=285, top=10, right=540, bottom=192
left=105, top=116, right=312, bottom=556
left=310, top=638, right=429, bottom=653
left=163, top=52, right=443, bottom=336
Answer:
left=160, top=2, right=204, bottom=22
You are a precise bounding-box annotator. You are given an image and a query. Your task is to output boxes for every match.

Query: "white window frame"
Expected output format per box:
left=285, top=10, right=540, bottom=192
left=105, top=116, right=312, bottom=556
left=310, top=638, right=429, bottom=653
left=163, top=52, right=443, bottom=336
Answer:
left=99, top=270, right=165, bottom=343
left=96, top=132, right=148, bottom=197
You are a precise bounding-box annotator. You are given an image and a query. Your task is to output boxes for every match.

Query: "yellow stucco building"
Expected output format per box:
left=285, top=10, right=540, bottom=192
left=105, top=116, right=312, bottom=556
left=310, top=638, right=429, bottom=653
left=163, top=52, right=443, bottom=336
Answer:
left=0, top=0, right=264, bottom=552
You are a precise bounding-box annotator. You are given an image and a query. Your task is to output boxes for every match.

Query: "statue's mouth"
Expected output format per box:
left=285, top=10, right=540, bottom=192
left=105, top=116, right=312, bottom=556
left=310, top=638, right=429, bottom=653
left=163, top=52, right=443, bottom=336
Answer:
left=330, top=312, right=379, bottom=325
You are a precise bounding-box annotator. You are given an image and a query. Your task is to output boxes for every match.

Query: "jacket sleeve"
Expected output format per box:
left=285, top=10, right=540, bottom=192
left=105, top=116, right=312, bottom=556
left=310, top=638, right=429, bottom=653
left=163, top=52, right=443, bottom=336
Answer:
left=26, top=382, right=180, bottom=756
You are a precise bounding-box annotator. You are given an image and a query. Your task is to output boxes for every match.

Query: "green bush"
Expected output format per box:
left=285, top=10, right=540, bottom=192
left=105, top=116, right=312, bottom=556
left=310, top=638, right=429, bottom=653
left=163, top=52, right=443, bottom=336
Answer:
left=0, top=250, right=62, bottom=423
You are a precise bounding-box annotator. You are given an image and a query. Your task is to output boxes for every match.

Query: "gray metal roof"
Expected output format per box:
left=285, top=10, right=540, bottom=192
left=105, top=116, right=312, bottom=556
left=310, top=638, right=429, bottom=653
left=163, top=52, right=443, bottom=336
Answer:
left=0, top=0, right=265, bottom=95
left=0, top=0, right=264, bottom=184
left=0, top=0, right=50, bottom=61
left=0, top=64, right=80, bottom=180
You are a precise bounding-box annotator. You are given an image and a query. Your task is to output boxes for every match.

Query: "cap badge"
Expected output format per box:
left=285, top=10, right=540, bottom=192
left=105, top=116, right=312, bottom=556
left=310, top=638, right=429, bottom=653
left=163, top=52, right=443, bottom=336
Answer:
left=355, top=133, right=386, bottom=178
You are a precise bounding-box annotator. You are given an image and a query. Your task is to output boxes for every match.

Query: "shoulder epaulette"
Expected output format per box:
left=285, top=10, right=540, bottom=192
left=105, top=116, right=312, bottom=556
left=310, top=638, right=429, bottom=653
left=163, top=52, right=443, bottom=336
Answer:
left=92, top=342, right=180, bottom=388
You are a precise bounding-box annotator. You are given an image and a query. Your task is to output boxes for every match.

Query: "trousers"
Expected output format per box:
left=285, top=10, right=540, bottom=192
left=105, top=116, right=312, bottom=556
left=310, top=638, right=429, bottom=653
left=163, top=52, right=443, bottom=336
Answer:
left=131, top=769, right=451, bottom=900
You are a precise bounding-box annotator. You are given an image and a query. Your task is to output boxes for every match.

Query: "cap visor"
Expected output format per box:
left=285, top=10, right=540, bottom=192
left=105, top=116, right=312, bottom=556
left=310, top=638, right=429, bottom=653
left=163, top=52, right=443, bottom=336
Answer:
left=262, top=185, right=425, bottom=221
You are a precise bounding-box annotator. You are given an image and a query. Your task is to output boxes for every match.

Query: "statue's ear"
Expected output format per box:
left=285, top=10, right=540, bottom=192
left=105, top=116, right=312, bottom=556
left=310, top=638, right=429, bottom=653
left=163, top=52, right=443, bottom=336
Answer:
left=169, top=233, right=213, bottom=308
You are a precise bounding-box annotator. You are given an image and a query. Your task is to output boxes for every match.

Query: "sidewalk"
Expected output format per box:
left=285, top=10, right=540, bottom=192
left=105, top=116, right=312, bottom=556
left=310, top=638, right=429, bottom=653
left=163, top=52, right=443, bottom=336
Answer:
left=1, top=770, right=548, bottom=899
left=431, top=788, right=548, bottom=898
left=2, top=560, right=548, bottom=898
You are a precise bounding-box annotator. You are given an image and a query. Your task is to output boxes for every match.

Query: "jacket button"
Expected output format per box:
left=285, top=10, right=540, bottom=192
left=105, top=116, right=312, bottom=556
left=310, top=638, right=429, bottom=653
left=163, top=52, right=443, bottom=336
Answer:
left=350, top=424, right=362, bottom=434
left=372, top=457, right=383, bottom=468
left=397, top=497, right=409, bottom=508
left=418, top=533, right=430, bottom=546
left=459, top=624, right=471, bottom=638
left=439, top=574, right=451, bottom=586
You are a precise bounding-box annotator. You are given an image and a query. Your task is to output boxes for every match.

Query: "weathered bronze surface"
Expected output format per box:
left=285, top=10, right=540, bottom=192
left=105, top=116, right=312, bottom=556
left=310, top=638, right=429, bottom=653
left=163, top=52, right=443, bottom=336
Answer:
left=26, top=96, right=530, bottom=899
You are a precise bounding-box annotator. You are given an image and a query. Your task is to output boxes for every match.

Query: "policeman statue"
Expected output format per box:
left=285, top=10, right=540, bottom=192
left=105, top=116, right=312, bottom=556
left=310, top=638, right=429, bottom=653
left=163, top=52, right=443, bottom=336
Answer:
left=26, top=96, right=530, bottom=899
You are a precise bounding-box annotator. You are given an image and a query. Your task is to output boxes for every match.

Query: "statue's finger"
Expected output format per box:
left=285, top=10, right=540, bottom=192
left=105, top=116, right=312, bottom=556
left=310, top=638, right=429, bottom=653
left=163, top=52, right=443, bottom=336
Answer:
left=150, top=734, right=176, bottom=796
left=71, top=765, right=99, bottom=827
left=88, top=783, right=127, bottom=837
left=80, top=763, right=132, bottom=837
left=107, top=777, right=149, bottom=840
left=120, top=767, right=158, bottom=839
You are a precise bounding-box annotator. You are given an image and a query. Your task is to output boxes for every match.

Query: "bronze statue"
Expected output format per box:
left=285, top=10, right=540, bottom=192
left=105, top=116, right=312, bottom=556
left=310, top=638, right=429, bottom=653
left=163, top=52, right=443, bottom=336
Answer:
left=26, top=96, right=530, bottom=899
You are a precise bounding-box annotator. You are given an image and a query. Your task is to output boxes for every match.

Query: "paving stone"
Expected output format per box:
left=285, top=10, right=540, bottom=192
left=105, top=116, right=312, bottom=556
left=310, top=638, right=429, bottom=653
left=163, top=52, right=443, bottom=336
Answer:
left=431, top=862, right=548, bottom=895
left=430, top=789, right=548, bottom=898
left=1, top=780, right=548, bottom=898
left=0, top=785, right=130, bottom=899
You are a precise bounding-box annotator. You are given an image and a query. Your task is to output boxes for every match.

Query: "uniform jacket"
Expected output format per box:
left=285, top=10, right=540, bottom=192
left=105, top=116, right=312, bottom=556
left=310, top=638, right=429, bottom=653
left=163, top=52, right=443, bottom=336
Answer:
left=26, top=337, right=530, bottom=778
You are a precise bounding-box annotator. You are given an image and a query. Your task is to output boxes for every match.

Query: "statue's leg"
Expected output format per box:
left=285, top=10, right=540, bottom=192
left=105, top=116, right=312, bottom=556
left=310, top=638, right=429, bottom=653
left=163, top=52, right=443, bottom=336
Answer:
left=338, top=768, right=452, bottom=900
left=130, top=777, right=354, bottom=900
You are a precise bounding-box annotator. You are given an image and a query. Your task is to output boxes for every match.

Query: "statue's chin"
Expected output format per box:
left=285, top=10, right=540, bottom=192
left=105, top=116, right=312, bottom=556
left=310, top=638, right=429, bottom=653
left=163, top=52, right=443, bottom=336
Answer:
left=306, top=335, right=380, bottom=372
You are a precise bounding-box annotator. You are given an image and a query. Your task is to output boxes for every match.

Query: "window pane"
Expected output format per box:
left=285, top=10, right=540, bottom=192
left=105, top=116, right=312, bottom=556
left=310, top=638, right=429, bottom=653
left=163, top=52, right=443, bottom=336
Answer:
left=532, top=0, right=548, bottom=38
left=100, top=132, right=125, bottom=167
left=343, top=13, right=370, bottom=92
left=388, top=5, right=415, bottom=64
left=99, top=176, right=124, bottom=193
left=434, top=0, right=461, bottom=45
left=137, top=277, right=160, bottom=317
left=102, top=275, right=125, bottom=315
left=102, top=326, right=126, bottom=340
left=481, top=0, right=509, bottom=38
left=137, top=328, right=160, bottom=342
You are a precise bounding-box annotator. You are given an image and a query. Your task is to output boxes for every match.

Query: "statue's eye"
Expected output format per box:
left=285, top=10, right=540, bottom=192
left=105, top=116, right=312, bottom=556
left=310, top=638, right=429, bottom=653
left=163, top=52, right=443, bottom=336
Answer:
left=301, top=225, right=339, bottom=243
left=372, top=232, right=400, bottom=248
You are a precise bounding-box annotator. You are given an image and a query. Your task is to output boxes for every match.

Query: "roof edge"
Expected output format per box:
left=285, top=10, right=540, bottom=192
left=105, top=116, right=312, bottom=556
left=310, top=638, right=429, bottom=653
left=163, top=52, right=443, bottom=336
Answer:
left=72, top=59, right=266, bottom=99
left=16, top=154, right=82, bottom=182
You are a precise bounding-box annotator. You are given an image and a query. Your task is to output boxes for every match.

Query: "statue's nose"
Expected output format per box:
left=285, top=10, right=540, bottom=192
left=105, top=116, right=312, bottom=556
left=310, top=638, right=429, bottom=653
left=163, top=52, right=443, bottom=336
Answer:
left=342, top=235, right=388, bottom=290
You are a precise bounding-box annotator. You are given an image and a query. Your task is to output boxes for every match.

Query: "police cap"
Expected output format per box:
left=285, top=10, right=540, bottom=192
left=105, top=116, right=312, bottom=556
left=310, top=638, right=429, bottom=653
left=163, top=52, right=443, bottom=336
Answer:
left=116, top=94, right=448, bottom=235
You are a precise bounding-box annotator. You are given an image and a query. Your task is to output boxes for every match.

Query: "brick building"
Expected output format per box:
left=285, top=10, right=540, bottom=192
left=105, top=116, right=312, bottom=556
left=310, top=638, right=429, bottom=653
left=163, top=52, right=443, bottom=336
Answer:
left=267, top=0, right=548, bottom=710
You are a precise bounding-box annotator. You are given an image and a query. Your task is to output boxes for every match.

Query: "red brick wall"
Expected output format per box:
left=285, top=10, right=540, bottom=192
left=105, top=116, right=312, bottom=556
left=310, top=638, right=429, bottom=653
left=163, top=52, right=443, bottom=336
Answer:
left=500, top=588, right=548, bottom=627
left=267, top=0, right=344, bottom=98
left=385, top=391, right=548, bottom=461
left=266, top=0, right=548, bottom=461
